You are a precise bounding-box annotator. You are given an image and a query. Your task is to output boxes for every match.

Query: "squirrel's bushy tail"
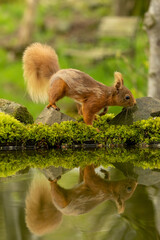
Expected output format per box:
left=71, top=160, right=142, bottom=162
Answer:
left=25, top=173, right=62, bottom=236
left=23, top=42, right=60, bottom=103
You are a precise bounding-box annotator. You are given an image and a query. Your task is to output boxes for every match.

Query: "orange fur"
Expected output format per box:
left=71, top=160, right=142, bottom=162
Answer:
left=50, top=165, right=137, bottom=215
left=23, top=43, right=60, bottom=103
left=23, top=43, right=136, bottom=125
left=25, top=173, right=62, bottom=236
left=25, top=166, right=137, bottom=236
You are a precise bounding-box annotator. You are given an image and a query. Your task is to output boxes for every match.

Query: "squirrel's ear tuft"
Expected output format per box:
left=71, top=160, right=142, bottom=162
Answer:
left=114, top=72, right=124, bottom=90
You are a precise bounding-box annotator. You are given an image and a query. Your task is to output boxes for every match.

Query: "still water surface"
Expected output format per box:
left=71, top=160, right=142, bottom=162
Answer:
left=0, top=149, right=160, bottom=240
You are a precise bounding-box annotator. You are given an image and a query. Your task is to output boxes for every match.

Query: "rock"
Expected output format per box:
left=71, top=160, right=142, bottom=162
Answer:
left=40, top=166, right=70, bottom=181
left=113, top=162, right=160, bottom=186
left=110, top=97, right=160, bottom=125
left=135, top=167, right=160, bottom=186
left=35, top=107, right=75, bottom=125
left=0, top=98, right=33, bottom=124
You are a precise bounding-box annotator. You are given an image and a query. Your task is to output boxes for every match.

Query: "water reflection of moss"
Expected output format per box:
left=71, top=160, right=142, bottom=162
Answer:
left=0, top=148, right=160, bottom=177
left=1, top=113, right=160, bottom=148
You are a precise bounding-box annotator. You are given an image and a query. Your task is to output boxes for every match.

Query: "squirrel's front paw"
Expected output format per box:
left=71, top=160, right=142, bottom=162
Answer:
left=55, top=106, right=60, bottom=111
left=47, top=103, right=60, bottom=111
left=48, top=175, right=61, bottom=183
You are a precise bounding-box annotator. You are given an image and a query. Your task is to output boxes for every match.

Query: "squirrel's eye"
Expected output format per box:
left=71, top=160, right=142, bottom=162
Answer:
left=125, top=95, right=130, bottom=100
left=127, top=186, right=132, bottom=192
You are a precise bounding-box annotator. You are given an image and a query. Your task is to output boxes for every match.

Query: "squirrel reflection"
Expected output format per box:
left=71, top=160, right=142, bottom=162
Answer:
left=50, top=165, right=137, bottom=215
left=25, top=165, right=137, bottom=236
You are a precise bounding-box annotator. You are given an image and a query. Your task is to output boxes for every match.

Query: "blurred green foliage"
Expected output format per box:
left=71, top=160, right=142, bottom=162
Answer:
left=0, top=1, right=149, bottom=119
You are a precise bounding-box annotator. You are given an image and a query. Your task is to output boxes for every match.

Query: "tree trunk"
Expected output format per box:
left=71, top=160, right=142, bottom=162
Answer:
left=18, top=0, right=39, bottom=46
left=113, top=0, right=150, bottom=16
left=144, top=0, right=160, bottom=99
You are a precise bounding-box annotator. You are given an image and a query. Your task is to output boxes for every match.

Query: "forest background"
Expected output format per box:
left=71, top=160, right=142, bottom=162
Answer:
left=0, top=0, right=151, bottom=119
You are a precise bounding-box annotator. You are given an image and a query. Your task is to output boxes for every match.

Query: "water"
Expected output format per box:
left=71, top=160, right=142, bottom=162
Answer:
left=0, top=148, right=160, bottom=240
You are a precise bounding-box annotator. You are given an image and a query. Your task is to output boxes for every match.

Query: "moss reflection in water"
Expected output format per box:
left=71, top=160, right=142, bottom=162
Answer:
left=0, top=147, right=160, bottom=177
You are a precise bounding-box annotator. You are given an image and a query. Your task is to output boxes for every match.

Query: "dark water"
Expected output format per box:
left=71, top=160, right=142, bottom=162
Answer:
left=0, top=149, right=160, bottom=240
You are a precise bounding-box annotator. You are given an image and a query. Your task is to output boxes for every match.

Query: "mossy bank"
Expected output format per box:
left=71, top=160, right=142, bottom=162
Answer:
left=0, top=112, right=160, bottom=148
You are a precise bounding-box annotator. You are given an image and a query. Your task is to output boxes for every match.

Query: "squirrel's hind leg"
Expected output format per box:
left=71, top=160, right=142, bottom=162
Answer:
left=82, top=100, right=102, bottom=125
left=47, top=78, right=67, bottom=111
left=50, top=181, right=69, bottom=208
left=82, top=110, right=95, bottom=125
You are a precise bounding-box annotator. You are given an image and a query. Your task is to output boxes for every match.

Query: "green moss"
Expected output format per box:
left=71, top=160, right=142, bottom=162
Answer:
left=0, top=148, right=160, bottom=177
left=0, top=112, right=160, bottom=148
left=0, top=112, right=26, bottom=145
left=13, top=106, right=33, bottom=124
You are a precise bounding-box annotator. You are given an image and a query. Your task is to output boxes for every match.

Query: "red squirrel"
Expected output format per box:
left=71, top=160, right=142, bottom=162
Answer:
left=50, top=165, right=137, bottom=215
left=23, top=43, right=136, bottom=125
left=25, top=166, right=137, bottom=236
